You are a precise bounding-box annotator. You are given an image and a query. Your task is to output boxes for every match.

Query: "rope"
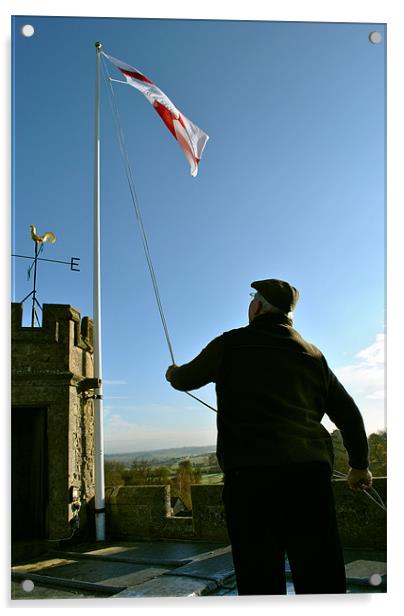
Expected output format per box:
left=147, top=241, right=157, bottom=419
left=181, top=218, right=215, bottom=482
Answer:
left=332, top=469, right=386, bottom=512
left=100, top=54, right=217, bottom=414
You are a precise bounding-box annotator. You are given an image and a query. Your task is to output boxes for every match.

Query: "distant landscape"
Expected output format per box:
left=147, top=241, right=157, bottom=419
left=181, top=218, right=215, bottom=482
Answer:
left=104, top=430, right=386, bottom=513
left=105, top=445, right=221, bottom=511
left=105, top=444, right=216, bottom=465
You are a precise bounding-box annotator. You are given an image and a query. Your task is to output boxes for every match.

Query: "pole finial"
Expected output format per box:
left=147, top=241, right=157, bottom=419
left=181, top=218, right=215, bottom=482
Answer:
left=95, top=41, right=102, bottom=51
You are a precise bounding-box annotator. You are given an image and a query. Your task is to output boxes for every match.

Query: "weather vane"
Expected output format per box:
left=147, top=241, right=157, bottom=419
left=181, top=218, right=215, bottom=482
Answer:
left=12, top=225, right=81, bottom=327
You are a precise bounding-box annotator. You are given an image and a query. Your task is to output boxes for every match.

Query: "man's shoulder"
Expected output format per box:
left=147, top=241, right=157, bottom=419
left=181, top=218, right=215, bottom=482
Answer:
left=289, top=327, right=325, bottom=359
left=219, top=322, right=327, bottom=362
left=221, top=324, right=250, bottom=339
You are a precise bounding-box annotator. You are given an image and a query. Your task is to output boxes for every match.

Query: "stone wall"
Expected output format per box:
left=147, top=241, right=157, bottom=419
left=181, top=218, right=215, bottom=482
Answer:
left=12, top=303, right=96, bottom=541
left=191, top=485, right=228, bottom=542
left=333, top=478, right=386, bottom=550
left=104, top=479, right=386, bottom=549
left=105, top=486, right=194, bottom=541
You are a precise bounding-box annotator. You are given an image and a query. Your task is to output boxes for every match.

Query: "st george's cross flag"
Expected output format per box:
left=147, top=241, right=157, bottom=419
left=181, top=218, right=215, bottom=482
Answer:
left=103, top=52, right=209, bottom=176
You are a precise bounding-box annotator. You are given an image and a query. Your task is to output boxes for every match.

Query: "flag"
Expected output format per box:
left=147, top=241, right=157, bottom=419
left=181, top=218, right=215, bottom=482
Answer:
left=103, top=52, right=209, bottom=177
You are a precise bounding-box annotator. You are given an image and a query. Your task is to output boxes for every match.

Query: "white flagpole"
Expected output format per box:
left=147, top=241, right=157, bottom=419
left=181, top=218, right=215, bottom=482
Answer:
left=93, top=41, right=105, bottom=541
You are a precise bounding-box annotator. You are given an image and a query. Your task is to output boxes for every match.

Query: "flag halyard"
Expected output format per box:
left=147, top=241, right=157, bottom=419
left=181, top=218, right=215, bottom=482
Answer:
left=103, top=52, right=209, bottom=176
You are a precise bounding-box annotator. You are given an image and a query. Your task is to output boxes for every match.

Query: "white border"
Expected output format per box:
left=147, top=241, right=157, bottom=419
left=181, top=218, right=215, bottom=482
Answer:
left=2, top=2, right=403, bottom=614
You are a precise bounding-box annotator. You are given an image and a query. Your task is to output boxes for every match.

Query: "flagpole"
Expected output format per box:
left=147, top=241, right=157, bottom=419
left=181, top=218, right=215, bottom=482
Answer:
left=93, top=41, right=105, bottom=541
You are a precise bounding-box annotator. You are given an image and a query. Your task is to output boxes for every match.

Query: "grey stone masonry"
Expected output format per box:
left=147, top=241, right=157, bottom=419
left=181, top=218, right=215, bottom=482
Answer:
left=103, top=479, right=386, bottom=549
left=12, top=303, right=96, bottom=542
left=191, top=484, right=229, bottom=542
left=105, top=485, right=195, bottom=541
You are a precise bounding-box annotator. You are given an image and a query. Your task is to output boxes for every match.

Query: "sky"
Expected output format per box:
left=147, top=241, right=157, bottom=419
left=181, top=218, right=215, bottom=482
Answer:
left=11, top=14, right=386, bottom=454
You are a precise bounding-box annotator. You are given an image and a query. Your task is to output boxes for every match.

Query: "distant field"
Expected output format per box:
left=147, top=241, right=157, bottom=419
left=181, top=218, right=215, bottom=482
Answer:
left=105, top=445, right=216, bottom=465
left=200, top=473, right=223, bottom=485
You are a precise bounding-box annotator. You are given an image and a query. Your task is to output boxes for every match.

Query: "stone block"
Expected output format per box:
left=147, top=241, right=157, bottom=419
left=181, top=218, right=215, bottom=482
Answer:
left=114, top=575, right=218, bottom=597
left=191, top=484, right=229, bottom=542
left=106, top=486, right=171, bottom=540
left=159, top=516, right=195, bottom=540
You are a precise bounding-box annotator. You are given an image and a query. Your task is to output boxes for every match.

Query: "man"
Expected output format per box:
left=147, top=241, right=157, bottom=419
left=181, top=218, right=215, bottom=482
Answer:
left=165, top=278, right=372, bottom=595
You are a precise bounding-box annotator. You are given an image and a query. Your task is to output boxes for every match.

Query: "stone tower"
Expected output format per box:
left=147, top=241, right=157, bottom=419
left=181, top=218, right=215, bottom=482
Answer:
left=11, top=303, right=97, bottom=553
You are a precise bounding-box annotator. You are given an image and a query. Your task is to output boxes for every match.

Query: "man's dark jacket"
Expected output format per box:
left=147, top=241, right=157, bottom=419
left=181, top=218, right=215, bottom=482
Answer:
left=169, top=313, right=369, bottom=473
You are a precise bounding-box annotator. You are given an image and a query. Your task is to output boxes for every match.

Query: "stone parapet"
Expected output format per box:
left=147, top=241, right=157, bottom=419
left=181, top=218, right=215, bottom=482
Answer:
left=104, top=478, right=386, bottom=549
left=106, top=486, right=171, bottom=540
left=105, top=485, right=195, bottom=541
left=191, top=485, right=228, bottom=542
left=333, top=477, right=386, bottom=550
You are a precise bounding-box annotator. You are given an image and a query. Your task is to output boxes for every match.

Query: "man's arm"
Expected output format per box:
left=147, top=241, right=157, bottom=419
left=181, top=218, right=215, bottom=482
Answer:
left=323, top=361, right=372, bottom=490
left=165, top=335, right=224, bottom=391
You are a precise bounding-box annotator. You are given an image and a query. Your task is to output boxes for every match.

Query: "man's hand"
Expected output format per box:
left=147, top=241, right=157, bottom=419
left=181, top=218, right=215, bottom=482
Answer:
left=165, top=364, right=179, bottom=382
left=347, top=468, right=373, bottom=491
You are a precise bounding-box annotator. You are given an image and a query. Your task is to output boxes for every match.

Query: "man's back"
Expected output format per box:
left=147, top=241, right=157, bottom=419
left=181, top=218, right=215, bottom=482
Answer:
left=216, top=312, right=335, bottom=472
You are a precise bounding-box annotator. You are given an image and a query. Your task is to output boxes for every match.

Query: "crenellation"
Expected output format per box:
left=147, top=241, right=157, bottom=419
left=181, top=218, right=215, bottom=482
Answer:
left=80, top=316, right=94, bottom=352
left=11, top=302, right=23, bottom=328
left=12, top=303, right=94, bottom=352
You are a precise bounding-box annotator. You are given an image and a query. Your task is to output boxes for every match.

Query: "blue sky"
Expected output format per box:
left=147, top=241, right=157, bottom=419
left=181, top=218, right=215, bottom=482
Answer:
left=11, top=15, right=386, bottom=453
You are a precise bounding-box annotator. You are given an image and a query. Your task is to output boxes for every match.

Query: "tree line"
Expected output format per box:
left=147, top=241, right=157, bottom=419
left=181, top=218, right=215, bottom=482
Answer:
left=332, top=429, right=386, bottom=476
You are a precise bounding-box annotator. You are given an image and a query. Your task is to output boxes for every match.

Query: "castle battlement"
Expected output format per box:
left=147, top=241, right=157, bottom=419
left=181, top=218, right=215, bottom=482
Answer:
left=12, top=303, right=94, bottom=381
left=12, top=302, right=93, bottom=351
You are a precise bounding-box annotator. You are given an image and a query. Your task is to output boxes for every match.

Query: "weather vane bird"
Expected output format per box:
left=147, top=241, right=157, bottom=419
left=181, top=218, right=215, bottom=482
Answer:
left=30, top=224, right=56, bottom=245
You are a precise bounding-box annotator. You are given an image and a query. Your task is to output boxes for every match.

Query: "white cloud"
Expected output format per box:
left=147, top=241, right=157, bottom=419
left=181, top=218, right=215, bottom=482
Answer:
left=355, top=333, right=385, bottom=367
left=335, top=333, right=385, bottom=401
left=324, top=333, right=386, bottom=434
left=366, top=390, right=385, bottom=400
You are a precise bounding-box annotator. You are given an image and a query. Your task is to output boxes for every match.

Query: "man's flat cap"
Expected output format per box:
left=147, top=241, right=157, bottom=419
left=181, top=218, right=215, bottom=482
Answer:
left=251, top=278, right=299, bottom=313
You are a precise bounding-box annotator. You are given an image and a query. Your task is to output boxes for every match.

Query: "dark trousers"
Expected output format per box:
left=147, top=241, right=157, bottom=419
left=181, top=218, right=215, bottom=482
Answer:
left=222, top=462, right=346, bottom=595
